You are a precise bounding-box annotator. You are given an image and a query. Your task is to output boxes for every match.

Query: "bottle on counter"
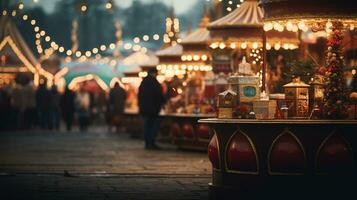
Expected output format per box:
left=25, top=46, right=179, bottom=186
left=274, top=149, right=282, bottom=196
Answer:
left=281, top=104, right=289, bottom=119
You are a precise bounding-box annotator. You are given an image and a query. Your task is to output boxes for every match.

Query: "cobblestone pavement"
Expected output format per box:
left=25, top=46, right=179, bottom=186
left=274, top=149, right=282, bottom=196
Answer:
left=0, top=174, right=209, bottom=200
left=0, top=128, right=211, bottom=199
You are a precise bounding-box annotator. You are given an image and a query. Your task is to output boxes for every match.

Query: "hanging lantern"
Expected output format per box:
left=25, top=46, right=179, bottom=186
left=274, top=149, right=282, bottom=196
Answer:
left=309, top=75, right=325, bottom=109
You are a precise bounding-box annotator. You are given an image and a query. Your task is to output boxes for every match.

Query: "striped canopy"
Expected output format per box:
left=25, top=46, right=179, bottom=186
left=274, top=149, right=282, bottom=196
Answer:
left=208, top=0, right=298, bottom=45
left=209, top=0, right=263, bottom=28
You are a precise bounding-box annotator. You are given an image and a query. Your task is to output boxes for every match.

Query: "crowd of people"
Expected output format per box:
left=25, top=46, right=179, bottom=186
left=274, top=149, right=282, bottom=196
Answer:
left=0, top=69, right=172, bottom=150
left=0, top=80, right=127, bottom=132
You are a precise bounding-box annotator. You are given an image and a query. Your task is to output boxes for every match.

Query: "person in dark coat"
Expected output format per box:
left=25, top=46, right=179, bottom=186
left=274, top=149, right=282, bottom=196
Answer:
left=49, top=85, right=61, bottom=130
left=60, top=87, right=75, bottom=131
left=108, top=82, right=126, bottom=132
left=36, top=81, right=51, bottom=129
left=23, top=82, right=37, bottom=129
left=138, top=68, right=165, bottom=149
left=0, top=86, right=12, bottom=130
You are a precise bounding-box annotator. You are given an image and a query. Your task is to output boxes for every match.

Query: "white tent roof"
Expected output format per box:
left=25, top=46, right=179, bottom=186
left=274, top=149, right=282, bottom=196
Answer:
left=208, top=0, right=299, bottom=45
left=156, top=44, right=183, bottom=57
left=122, top=50, right=159, bottom=67
left=209, top=0, right=263, bottom=28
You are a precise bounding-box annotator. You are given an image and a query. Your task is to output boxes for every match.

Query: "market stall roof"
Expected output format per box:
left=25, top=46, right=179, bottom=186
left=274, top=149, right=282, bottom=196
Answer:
left=209, top=0, right=263, bottom=29
left=119, top=65, right=141, bottom=76
left=112, top=61, right=140, bottom=77
left=0, top=15, right=39, bottom=74
left=122, top=50, right=159, bottom=67
left=207, top=0, right=299, bottom=48
left=259, top=0, right=357, bottom=23
left=62, top=60, right=117, bottom=91
left=181, top=15, right=210, bottom=44
left=156, top=44, right=183, bottom=57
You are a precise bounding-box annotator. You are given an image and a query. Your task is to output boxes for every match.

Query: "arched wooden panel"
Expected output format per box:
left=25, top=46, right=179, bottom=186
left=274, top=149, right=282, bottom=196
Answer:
left=182, top=123, right=194, bottom=139
left=316, top=133, right=354, bottom=174
left=208, top=133, right=220, bottom=170
left=226, top=130, right=258, bottom=174
left=196, top=124, right=210, bottom=140
left=170, top=123, right=181, bottom=138
left=268, top=129, right=306, bottom=175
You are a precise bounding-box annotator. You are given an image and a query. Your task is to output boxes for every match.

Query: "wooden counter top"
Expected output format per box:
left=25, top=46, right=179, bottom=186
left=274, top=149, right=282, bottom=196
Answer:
left=124, top=110, right=216, bottom=118
left=198, top=118, right=357, bottom=125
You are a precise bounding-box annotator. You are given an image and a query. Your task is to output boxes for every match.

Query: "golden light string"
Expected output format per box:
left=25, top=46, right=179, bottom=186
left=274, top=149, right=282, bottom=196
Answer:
left=2, top=5, right=167, bottom=59
left=205, top=0, right=245, bottom=12
left=263, top=19, right=356, bottom=33
left=25, top=13, right=160, bottom=58
left=2, top=1, right=147, bottom=87
left=208, top=41, right=299, bottom=51
left=2, top=1, right=181, bottom=58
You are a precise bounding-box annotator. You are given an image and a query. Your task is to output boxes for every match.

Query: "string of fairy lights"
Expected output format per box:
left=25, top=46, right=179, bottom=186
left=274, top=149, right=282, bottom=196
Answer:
left=1, top=1, right=167, bottom=64
left=3, top=0, right=248, bottom=62
left=206, top=0, right=245, bottom=12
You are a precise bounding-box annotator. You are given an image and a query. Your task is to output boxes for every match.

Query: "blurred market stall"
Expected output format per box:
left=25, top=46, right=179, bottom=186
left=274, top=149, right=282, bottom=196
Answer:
left=0, top=15, right=51, bottom=87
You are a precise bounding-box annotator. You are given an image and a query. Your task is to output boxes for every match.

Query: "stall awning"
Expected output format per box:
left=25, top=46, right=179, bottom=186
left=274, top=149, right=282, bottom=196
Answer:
left=0, top=16, right=54, bottom=81
left=208, top=0, right=299, bottom=48
left=259, top=0, right=357, bottom=22
left=209, top=0, right=263, bottom=29
left=122, top=51, right=159, bottom=67
left=62, top=60, right=117, bottom=90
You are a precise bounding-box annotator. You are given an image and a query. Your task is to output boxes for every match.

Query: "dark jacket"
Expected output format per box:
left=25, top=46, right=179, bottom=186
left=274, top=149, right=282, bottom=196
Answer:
left=138, top=75, right=165, bottom=116
left=36, top=85, right=51, bottom=111
left=60, top=88, right=75, bottom=119
left=109, top=86, right=126, bottom=115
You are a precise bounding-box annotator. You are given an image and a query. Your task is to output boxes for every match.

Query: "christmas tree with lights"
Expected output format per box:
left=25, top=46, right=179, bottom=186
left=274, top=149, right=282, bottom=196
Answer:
left=323, top=21, right=348, bottom=119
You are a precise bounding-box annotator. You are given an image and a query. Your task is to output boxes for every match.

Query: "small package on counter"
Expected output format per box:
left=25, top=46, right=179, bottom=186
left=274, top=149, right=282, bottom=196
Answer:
left=253, top=100, right=277, bottom=119
left=228, top=76, right=260, bottom=103
left=217, top=90, right=237, bottom=119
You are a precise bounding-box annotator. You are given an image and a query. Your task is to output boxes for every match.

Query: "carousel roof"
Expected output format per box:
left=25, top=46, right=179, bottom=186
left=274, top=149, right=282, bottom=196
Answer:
left=156, top=44, right=183, bottom=57
left=259, top=0, right=357, bottom=21
left=0, top=16, right=39, bottom=73
left=209, top=0, right=263, bottom=29
left=181, top=15, right=210, bottom=44
left=207, top=0, right=299, bottom=46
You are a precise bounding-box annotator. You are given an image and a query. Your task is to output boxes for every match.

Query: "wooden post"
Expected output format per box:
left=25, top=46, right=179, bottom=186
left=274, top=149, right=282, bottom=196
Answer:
left=262, top=30, right=267, bottom=93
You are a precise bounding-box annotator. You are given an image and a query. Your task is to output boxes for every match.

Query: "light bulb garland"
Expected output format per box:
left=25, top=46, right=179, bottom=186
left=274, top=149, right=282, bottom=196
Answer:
left=209, top=41, right=298, bottom=50
left=2, top=2, right=167, bottom=60
left=164, top=15, right=180, bottom=45
left=263, top=19, right=356, bottom=33
left=205, top=0, right=245, bottom=13
left=250, top=48, right=263, bottom=65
